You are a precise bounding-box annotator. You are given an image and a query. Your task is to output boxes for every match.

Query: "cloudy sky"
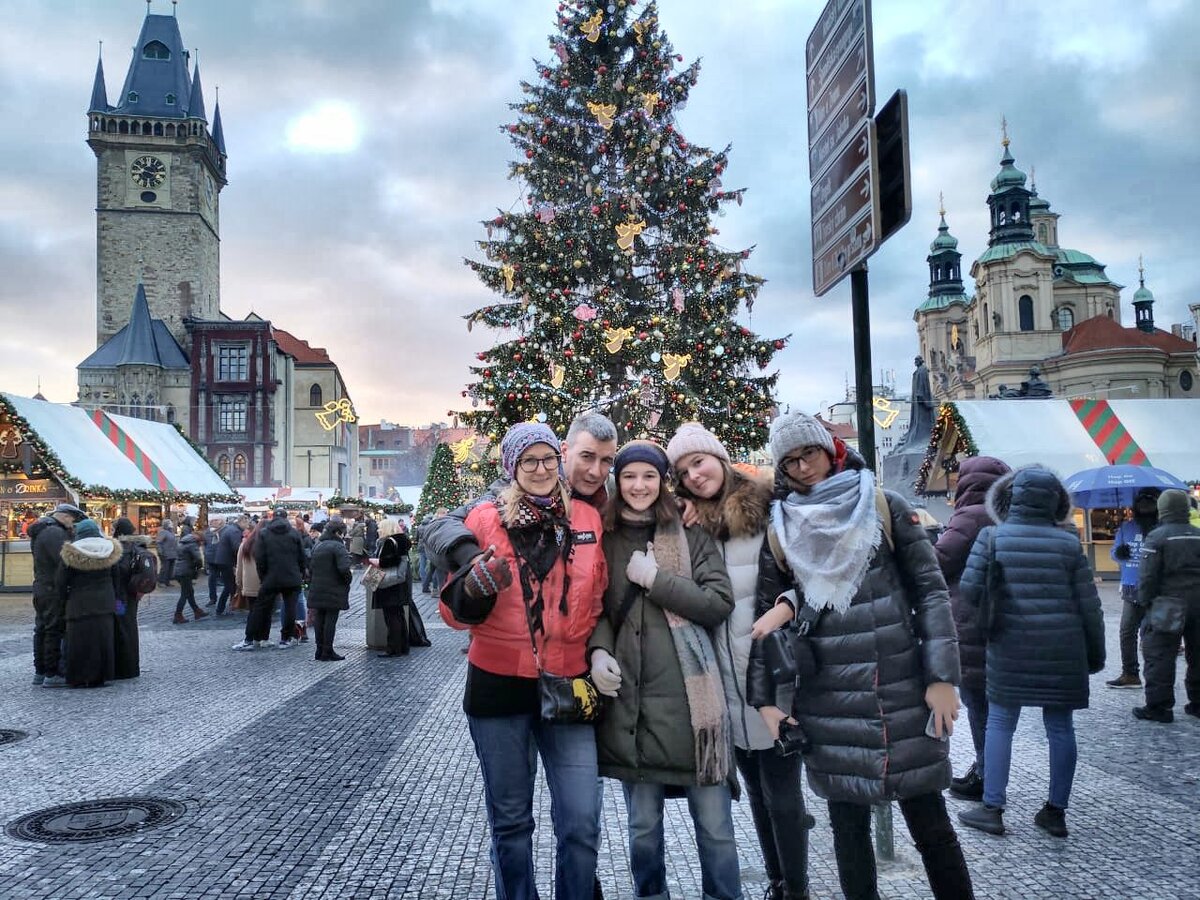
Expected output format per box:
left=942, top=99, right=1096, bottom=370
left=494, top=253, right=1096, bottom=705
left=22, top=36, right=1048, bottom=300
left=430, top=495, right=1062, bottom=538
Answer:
left=1, top=0, right=1197, bottom=427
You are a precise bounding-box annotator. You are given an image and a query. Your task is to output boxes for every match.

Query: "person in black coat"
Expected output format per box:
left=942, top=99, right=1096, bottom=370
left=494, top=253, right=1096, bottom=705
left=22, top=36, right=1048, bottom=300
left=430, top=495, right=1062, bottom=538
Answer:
left=747, top=412, right=972, bottom=900
left=113, top=516, right=159, bottom=678
left=212, top=516, right=247, bottom=615
left=29, top=503, right=85, bottom=686
left=172, top=530, right=207, bottom=624
left=957, top=466, right=1105, bottom=839
left=1134, top=489, right=1200, bottom=723
left=374, top=528, right=430, bottom=656
left=249, top=508, right=307, bottom=648
left=308, top=518, right=352, bottom=661
left=933, top=456, right=1011, bottom=800
left=57, top=518, right=122, bottom=688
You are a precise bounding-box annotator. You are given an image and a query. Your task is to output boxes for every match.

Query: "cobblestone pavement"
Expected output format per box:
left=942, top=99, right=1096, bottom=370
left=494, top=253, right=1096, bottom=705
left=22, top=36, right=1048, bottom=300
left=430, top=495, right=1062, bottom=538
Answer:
left=0, top=578, right=1196, bottom=899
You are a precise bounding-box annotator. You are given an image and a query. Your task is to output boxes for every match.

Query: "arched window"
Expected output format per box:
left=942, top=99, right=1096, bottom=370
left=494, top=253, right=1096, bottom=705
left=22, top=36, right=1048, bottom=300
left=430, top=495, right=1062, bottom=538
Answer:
left=142, top=41, right=171, bottom=60
left=166, top=123, right=176, bottom=137
left=1055, top=307, right=1075, bottom=331
left=1018, top=295, right=1035, bottom=331
left=233, top=454, right=248, bottom=482
left=130, top=393, right=141, bottom=417
left=165, top=404, right=176, bottom=425
left=1038, top=223, right=1048, bottom=243
left=983, top=303, right=989, bottom=334
left=309, top=384, right=323, bottom=407
left=145, top=395, right=156, bottom=421
left=216, top=454, right=231, bottom=479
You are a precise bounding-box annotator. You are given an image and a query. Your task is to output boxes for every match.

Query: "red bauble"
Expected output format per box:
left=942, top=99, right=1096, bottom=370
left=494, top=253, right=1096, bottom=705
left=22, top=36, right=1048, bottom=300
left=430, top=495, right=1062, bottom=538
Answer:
left=507, top=392, right=516, bottom=400
left=564, top=349, right=574, bottom=358
left=774, top=340, right=785, bottom=350
left=493, top=216, right=504, bottom=225
left=591, top=205, right=600, bottom=214
left=598, top=65, right=607, bottom=75
left=525, top=149, right=535, bottom=159
left=638, top=332, right=648, bottom=340
left=513, top=353, right=522, bottom=361
left=678, top=203, right=687, bottom=212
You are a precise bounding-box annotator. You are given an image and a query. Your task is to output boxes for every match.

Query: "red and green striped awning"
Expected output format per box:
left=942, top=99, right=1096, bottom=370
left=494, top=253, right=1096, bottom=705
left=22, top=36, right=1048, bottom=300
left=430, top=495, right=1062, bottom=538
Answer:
left=1068, top=398, right=1149, bottom=466
left=89, top=410, right=177, bottom=492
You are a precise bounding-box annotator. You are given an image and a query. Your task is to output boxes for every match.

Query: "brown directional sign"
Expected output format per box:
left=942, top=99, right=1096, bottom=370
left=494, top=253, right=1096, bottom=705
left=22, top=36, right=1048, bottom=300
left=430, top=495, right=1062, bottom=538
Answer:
left=812, top=167, right=874, bottom=257
left=806, top=0, right=870, bottom=107
left=811, top=120, right=871, bottom=217
left=807, top=79, right=870, bottom=178
left=813, top=202, right=877, bottom=298
left=808, top=35, right=873, bottom=151
left=807, top=0, right=859, bottom=68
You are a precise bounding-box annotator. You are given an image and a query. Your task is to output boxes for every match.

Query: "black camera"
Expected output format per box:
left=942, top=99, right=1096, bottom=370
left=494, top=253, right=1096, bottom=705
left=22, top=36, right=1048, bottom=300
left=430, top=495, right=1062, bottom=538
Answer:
left=774, top=719, right=810, bottom=757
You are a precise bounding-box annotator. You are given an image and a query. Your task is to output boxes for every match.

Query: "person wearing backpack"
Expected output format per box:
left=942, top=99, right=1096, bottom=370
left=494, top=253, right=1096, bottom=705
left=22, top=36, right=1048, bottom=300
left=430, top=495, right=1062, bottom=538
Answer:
left=172, top=527, right=208, bottom=624
left=746, top=412, right=973, bottom=900
left=113, top=516, right=162, bottom=678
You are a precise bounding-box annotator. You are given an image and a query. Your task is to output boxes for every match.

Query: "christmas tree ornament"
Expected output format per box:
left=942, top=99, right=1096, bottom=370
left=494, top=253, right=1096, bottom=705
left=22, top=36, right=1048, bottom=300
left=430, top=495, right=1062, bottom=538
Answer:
left=615, top=216, right=647, bottom=251
left=662, top=353, right=691, bottom=381
left=672, top=287, right=685, bottom=312
left=604, top=326, right=635, bottom=353
left=500, top=264, right=516, bottom=291
left=641, top=92, right=659, bottom=116
left=587, top=100, right=617, bottom=130
left=550, top=362, right=566, bottom=388
left=580, top=10, right=603, bottom=42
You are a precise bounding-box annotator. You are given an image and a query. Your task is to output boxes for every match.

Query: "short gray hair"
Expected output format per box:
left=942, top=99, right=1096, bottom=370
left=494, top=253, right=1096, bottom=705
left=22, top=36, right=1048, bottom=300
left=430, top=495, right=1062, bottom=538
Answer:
left=566, top=411, right=618, bottom=445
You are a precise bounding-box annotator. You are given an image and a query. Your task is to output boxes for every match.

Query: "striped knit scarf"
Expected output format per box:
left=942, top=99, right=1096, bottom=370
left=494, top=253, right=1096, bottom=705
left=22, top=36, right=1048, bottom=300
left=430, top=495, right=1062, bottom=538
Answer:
left=650, top=518, right=731, bottom=785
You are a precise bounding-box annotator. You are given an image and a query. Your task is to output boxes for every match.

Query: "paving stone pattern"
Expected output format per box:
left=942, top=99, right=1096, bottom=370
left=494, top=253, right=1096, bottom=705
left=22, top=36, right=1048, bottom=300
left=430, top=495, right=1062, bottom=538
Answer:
left=0, top=578, right=1196, bottom=899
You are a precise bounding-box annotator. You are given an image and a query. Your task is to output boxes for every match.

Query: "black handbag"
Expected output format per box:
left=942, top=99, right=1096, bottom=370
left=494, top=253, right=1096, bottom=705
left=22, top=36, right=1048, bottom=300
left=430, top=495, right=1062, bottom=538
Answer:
left=1147, top=595, right=1187, bottom=635
left=760, top=602, right=823, bottom=687
left=521, top=588, right=603, bottom=724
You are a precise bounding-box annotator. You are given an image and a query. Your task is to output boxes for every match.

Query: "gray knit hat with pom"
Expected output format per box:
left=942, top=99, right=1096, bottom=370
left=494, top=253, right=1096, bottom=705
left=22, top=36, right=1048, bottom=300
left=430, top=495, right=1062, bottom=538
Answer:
left=768, top=412, right=835, bottom=463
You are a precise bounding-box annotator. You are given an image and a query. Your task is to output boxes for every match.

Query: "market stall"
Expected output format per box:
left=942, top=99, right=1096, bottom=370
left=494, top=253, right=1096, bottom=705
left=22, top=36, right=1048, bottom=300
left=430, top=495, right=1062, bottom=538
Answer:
left=915, top=398, right=1200, bottom=575
left=0, top=393, right=237, bottom=591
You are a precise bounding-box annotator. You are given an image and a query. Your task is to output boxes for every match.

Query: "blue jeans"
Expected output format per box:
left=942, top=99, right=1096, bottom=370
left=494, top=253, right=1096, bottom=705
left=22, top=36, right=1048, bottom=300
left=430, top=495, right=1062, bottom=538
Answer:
left=279, top=590, right=307, bottom=631
left=622, top=781, right=743, bottom=900
left=468, top=714, right=600, bottom=900
left=983, top=703, right=1077, bottom=810
left=959, top=685, right=989, bottom=775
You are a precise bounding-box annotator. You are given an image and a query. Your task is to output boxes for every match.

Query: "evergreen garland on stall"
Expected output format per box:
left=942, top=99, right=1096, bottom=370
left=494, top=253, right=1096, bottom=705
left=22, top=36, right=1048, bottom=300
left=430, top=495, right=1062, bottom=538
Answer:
left=456, top=0, right=787, bottom=452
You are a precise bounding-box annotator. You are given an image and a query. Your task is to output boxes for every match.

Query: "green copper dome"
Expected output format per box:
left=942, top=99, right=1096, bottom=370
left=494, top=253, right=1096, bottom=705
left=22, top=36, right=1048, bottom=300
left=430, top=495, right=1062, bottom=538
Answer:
left=930, top=214, right=959, bottom=252
left=1133, top=284, right=1155, bottom=303
left=989, top=144, right=1027, bottom=192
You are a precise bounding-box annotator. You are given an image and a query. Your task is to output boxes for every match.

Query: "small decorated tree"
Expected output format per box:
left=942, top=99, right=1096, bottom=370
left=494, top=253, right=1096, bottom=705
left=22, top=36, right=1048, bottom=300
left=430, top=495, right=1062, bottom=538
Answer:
left=457, top=0, right=786, bottom=454
left=416, top=443, right=464, bottom=520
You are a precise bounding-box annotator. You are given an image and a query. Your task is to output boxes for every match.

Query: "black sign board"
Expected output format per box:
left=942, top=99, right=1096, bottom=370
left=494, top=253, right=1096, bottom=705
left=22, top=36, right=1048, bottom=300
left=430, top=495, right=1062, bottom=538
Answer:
left=875, top=89, right=912, bottom=245
left=0, top=478, right=68, bottom=501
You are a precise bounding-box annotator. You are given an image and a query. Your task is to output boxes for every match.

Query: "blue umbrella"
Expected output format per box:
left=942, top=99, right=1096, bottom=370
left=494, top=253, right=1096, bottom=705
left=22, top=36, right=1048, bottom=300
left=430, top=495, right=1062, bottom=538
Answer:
left=1063, top=464, right=1187, bottom=509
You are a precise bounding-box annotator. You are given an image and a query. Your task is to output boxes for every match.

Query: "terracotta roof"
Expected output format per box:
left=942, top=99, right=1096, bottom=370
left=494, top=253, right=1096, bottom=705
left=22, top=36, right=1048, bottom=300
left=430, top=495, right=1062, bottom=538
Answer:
left=272, top=328, right=333, bottom=365
left=1060, top=316, right=1198, bottom=356
left=815, top=415, right=857, bottom=440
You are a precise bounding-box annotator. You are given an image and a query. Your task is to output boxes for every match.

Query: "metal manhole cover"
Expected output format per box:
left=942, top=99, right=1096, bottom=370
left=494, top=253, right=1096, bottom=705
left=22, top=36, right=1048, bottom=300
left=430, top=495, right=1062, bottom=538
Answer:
left=5, top=797, right=186, bottom=844
left=0, top=729, right=29, bottom=746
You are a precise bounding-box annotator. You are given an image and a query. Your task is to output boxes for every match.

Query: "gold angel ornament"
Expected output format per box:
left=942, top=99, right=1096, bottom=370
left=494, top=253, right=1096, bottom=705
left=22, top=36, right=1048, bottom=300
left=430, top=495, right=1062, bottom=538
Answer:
left=450, top=436, right=479, bottom=464
left=603, top=326, right=635, bottom=353
left=500, top=264, right=515, bottom=292
left=580, top=11, right=603, bottom=42
left=662, top=353, right=691, bottom=382
left=615, top=217, right=647, bottom=252
left=587, top=100, right=617, bottom=130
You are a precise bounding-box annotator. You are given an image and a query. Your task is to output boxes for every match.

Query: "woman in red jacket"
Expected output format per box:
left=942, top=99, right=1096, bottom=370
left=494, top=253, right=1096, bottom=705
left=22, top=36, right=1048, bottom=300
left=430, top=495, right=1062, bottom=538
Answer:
left=439, top=422, right=608, bottom=900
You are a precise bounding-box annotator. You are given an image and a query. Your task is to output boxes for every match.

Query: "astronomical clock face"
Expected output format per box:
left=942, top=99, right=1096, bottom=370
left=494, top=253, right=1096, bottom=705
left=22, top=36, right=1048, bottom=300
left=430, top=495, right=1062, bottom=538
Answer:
left=202, top=172, right=216, bottom=211
left=130, top=155, right=167, bottom=189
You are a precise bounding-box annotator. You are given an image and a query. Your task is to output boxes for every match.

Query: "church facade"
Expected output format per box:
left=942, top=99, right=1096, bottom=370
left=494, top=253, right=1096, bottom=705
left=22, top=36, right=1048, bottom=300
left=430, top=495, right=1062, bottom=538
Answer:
left=75, top=9, right=358, bottom=494
left=914, top=136, right=1198, bottom=403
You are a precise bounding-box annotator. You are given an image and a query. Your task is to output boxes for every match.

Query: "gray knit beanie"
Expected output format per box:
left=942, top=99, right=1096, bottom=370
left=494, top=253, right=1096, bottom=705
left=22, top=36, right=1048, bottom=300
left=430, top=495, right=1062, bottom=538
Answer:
left=665, top=422, right=730, bottom=467
left=768, top=412, right=835, bottom=463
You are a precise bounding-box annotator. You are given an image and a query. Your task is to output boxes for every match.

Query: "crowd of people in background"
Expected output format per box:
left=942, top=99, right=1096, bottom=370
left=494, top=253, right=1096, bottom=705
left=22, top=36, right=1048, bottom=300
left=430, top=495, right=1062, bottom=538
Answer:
left=21, top=406, right=1198, bottom=899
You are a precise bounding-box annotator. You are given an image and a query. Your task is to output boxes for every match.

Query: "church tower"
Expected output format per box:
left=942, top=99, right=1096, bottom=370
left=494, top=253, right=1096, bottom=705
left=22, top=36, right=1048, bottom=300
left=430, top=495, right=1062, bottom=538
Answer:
left=86, top=8, right=228, bottom=351
left=914, top=199, right=972, bottom=399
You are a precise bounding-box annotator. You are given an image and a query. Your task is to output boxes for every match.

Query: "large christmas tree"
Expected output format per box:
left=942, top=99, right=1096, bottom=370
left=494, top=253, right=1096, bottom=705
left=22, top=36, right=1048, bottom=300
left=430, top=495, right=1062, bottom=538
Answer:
left=457, top=0, right=786, bottom=454
left=416, top=443, right=464, bottom=520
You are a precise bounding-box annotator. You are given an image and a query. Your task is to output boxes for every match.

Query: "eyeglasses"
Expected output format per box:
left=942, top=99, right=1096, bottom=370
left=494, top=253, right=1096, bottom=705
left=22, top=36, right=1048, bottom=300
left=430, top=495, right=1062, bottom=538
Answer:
left=517, top=453, right=561, bottom=473
left=780, top=446, right=826, bottom=473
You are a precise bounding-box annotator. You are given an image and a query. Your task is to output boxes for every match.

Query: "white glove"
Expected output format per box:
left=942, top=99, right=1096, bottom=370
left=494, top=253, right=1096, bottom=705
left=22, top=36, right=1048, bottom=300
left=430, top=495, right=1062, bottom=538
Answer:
left=590, top=648, right=622, bottom=697
left=626, top=542, right=659, bottom=590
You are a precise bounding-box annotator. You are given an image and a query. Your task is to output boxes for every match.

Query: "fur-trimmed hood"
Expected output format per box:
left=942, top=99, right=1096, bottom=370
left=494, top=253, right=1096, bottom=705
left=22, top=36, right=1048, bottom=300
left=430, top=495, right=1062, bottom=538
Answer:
left=985, top=465, right=1073, bottom=525
left=117, top=534, right=150, bottom=549
left=690, top=468, right=774, bottom=540
left=61, top=536, right=123, bottom=570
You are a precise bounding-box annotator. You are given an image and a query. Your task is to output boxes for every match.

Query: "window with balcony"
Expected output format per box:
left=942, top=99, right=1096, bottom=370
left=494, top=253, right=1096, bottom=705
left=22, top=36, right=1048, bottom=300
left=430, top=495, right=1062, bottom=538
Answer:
left=217, top=345, right=249, bottom=382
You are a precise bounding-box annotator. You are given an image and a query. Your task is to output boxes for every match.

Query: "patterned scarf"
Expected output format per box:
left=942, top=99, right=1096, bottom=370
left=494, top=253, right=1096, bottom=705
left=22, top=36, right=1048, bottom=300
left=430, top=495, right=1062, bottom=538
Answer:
left=772, top=467, right=881, bottom=614
left=501, top=492, right=572, bottom=634
left=648, top=517, right=731, bottom=786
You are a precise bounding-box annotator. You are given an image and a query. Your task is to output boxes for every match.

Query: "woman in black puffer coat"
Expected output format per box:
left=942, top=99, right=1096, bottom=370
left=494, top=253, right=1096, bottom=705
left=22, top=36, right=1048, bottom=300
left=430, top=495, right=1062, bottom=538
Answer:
left=933, top=456, right=1010, bottom=800
left=307, top=519, right=353, bottom=661
left=956, top=466, right=1105, bottom=840
left=747, top=412, right=972, bottom=900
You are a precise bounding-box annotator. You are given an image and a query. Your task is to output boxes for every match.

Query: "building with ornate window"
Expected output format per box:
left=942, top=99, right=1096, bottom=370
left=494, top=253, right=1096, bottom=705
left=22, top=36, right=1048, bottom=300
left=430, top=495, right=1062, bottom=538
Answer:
left=914, top=134, right=1198, bottom=403
left=74, top=8, right=359, bottom=492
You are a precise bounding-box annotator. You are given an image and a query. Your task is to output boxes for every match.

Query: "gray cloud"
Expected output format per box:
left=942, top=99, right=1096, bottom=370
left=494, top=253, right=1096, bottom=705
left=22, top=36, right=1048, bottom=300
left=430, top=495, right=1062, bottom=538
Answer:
left=0, top=0, right=1195, bottom=430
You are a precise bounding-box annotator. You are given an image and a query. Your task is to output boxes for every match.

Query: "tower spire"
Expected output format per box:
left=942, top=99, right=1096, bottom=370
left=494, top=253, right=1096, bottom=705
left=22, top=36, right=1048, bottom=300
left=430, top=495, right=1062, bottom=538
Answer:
left=1001, top=115, right=1009, bottom=148
left=88, top=41, right=109, bottom=112
left=1138, top=254, right=1145, bottom=288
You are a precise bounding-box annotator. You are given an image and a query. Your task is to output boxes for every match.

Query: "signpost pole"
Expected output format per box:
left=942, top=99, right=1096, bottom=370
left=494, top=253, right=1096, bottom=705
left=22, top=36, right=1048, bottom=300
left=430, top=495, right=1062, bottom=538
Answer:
left=851, top=266, right=876, bottom=474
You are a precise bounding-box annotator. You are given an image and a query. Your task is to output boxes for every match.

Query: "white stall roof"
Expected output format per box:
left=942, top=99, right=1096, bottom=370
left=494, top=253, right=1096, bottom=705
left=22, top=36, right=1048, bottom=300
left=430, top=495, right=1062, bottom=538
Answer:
left=951, top=401, right=1107, bottom=480
left=2, top=393, right=154, bottom=492
left=103, top=411, right=234, bottom=496
left=1107, top=399, right=1200, bottom=482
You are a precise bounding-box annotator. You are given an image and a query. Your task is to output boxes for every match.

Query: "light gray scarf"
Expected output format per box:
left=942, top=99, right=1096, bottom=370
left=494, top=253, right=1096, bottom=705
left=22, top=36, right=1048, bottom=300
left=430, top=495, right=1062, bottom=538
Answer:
left=771, top=468, right=881, bottom=613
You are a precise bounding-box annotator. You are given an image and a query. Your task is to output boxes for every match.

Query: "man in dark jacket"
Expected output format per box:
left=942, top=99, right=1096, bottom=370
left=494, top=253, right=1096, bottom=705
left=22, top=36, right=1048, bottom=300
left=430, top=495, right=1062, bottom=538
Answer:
left=1107, top=488, right=1161, bottom=689
left=28, top=503, right=85, bottom=685
left=1133, top=489, right=1200, bottom=723
left=934, top=456, right=1011, bottom=801
left=156, top=518, right=179, bottom=586
left=203, top=517, right=224, bottom=606
left=241, top=508, right=306, bottom=650
left=307, top=518, right=353, bottom=661
left=212, top=515, right=247, bottom=615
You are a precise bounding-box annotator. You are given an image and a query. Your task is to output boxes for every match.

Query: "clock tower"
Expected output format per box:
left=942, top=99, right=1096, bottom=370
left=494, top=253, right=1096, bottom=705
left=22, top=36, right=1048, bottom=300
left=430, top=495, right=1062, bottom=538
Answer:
left=86, top=9, right=227, bottom=351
